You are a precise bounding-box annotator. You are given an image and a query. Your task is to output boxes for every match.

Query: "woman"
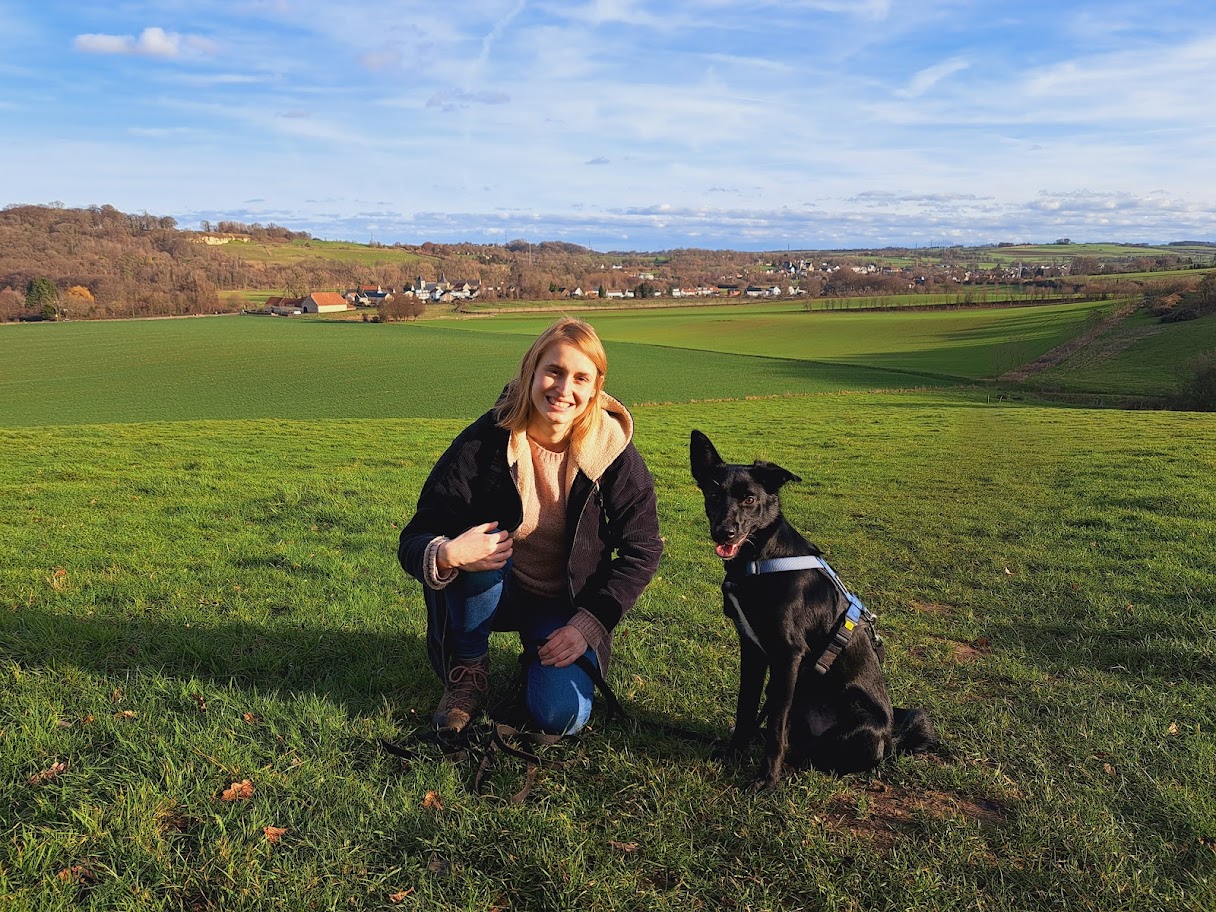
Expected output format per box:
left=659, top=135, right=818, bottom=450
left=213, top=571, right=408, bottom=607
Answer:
left=398, top=318, right=662, bottom=736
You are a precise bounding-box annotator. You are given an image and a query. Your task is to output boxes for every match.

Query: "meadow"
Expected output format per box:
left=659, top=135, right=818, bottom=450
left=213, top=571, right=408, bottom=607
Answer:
left=0, top=300, right=1106, bottom=427
left=2, top=304, right=1214, bottom=911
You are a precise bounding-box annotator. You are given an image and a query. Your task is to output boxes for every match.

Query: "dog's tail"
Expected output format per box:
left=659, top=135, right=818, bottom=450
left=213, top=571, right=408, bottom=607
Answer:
left=891, top=707, right=937, bottom=756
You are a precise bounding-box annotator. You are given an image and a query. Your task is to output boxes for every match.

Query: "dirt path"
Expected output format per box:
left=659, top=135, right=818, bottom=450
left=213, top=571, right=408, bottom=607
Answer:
left=998, top=301, right=1139, bottom=382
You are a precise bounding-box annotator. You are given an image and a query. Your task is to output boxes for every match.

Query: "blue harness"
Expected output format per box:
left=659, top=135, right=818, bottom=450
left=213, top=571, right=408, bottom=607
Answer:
left=724, top=555, right=883, bottom=675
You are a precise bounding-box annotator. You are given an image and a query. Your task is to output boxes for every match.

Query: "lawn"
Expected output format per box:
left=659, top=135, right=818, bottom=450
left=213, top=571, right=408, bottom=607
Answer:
left=1028, top=311, right=1216, bottom=398
left=2, top=306, right=1214, bottom=910
left=0, top=317, right=961, bottom=427
left=445, top=299, right=1113, bottom=381
left=211, top=238, right=434, bottom=269
left=2, top=394, right=1214, bottom=910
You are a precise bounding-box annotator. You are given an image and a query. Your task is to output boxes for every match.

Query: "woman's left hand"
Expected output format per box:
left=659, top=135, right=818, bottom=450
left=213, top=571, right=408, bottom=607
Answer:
left=538, top=625, right=589, bottom=668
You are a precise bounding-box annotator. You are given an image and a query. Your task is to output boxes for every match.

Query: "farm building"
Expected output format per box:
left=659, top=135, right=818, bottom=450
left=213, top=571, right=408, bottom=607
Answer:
left=300, top=293, right=353, bottom=314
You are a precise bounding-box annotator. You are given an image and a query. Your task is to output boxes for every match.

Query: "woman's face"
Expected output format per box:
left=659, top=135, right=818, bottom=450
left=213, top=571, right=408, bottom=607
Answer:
left=528, top=341, right=599, bottom=442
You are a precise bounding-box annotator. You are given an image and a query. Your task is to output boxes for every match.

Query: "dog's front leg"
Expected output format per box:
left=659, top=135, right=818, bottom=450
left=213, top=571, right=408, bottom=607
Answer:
left=721, top=634, right=766, bottom=759
left=754, top=648, right=803, bottom=790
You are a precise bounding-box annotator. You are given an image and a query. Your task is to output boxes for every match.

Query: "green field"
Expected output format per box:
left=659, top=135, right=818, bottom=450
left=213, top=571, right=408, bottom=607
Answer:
left=446, top=299, right=1112, bottom=381
left=1030, top=311, right=1216, bottom=397
left=212, top=238, right=434, bottom=268
left=2, top=305, right=1214, bottom=910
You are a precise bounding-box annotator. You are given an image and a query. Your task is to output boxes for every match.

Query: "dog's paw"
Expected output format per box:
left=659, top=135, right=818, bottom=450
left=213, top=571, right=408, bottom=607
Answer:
left=710, top=738, right=749, bottom=764
left=750, top=771, right=782, bottom=792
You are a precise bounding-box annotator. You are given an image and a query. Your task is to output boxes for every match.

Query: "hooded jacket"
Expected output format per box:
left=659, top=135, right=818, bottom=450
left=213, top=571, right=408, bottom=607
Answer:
left=398, top=393, right=662, bottom=677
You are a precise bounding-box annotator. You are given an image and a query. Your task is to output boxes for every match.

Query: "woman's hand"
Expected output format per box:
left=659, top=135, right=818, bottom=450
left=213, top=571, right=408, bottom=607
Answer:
left=538, top=625, right=588, bottom=668
left=438, top=522, right=512, bottom=573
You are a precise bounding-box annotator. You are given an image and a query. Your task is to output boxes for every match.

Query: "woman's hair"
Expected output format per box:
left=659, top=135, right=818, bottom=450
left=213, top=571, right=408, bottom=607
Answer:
left=495, top=317, right=608, bottom=446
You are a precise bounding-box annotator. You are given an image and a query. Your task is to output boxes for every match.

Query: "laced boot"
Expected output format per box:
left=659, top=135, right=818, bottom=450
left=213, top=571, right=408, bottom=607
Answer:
left=433, top=655, right=490, bottom=733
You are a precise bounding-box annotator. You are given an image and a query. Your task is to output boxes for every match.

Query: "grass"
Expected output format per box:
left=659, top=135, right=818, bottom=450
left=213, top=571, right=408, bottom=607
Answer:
left=1028, top=311, right=1216, bottom=398
left=211, top=238, right=433, bottom=268
left=444, top=299, right=1113, bottom=381
left=3, top=305, right=1215, bottom=909
left=2, top=394, right=1214, bottom=910
left=0, top=317, right=962, bottom=427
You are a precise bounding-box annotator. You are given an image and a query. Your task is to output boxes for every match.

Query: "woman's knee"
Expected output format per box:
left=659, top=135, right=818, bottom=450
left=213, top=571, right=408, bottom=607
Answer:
left=526, top=666, right=594, bottom=735
left=449, top=567, right=506, bottom=599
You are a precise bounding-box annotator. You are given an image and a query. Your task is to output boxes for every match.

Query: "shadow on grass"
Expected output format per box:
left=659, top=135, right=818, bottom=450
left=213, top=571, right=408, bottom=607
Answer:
left=996, top=615, right=1216, bottom=685
left=0, top=608, right=721, bottom=764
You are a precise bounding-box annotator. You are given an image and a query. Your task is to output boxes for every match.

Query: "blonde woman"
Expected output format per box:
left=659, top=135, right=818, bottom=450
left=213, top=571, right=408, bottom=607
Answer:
left=398, top=318, right=662, bottom=735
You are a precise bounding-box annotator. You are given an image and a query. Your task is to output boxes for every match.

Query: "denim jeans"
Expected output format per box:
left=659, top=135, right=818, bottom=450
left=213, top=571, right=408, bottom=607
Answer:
left=443, top=561, right=597, bottom=735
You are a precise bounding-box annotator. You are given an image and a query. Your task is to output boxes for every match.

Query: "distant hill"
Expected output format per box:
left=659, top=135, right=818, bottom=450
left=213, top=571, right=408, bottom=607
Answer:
left=2, top=203, right=1213, bottom=321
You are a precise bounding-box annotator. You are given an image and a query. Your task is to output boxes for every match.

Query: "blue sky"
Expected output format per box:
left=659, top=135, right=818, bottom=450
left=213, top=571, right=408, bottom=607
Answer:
left=3, top=1, right=1215, bottom=250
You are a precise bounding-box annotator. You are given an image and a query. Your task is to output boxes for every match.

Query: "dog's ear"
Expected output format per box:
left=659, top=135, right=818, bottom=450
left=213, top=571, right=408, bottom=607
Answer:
left=751, top=460, right=801, bottom=493
left=689, top=429, right=724, bottom=487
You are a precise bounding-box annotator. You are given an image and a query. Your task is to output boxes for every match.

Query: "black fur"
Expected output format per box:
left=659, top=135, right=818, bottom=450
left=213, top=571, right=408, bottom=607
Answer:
left=690, top=430, right=935, bottom=789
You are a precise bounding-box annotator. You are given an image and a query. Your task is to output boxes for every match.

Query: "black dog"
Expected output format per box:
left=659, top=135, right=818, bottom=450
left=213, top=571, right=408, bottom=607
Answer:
left=690, top=430, right=934, bottom=788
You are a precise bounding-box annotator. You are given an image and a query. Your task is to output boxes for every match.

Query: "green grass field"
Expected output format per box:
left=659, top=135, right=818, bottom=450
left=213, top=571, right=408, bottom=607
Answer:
left=445, top=299, right=1112, bottom=382
left=2, top=306, right=1214, bottom=910
left=212, top=238, right=434, bottom=268
left=1028, top=311, right=1216, bottom=398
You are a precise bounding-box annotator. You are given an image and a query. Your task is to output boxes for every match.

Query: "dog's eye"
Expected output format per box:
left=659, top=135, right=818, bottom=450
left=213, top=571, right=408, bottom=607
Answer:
left=742, top=496, right=757, bottom=506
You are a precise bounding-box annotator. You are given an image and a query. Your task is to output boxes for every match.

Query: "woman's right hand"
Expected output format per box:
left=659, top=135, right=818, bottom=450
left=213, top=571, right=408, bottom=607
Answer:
left=437, top=522, right=513, bottom=573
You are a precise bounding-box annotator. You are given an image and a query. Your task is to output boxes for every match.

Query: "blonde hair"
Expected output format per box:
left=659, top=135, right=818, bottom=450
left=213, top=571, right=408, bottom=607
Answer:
left=495, top=318, right=608, bottom=447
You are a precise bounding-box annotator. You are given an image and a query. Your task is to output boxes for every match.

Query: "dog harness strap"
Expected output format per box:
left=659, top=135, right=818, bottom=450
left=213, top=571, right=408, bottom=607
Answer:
left=814, top=599, right=863, bottom=675
left=740, top=555, right=882, bottom=675
left=723, top=581, right=767, bottom=657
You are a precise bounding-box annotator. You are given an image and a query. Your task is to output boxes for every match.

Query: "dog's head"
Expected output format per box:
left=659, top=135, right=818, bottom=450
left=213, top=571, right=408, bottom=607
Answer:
left=690, top=429, right=801, bottom=560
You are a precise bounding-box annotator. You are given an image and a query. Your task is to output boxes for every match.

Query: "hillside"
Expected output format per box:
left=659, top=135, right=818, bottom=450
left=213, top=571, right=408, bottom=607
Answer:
left=3, top=203, right=1214, bottom=322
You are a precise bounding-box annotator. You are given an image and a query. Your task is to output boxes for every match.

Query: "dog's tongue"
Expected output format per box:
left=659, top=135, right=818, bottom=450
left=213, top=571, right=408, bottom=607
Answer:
left=716, top=542, right=741, bottom=560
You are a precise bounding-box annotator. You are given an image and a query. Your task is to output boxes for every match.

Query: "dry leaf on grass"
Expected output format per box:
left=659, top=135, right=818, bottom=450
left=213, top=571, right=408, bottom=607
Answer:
left=389, top=889, right=416, bottom=903
left=114, top=710, right=137, bottom=720
left=220, top=779, right=254, bottom=801
left=422, top=790, right=443, bottom=811
left=1168, top=722, right=1179, bottom=735
left=242, top=712, right=261, bottom=724
left=29, top=761, right=68, bottom=786
left=56, top=865, right=98, bottom=885
left=192, top=694, right=208, bottom=713
left=263, top=825, right=288, bottom=843
left=608, top=840, right=640, bottom=853
left=110, top=687, right=124, bottom=703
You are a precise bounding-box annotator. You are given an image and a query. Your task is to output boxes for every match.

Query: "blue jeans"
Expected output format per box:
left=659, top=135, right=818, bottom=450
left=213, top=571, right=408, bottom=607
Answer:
left=440, top=562, right=597, bottom=735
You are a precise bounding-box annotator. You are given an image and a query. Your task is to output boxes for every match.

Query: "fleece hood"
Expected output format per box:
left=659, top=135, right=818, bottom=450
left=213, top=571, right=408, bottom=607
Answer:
left=507, top=391, right=633, bottom=489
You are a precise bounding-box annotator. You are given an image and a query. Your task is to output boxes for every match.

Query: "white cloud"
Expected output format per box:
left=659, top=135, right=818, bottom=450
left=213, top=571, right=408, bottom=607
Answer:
left=73, top=27, right=215, bottom=59
left=897, top=57, right=970, bottom=99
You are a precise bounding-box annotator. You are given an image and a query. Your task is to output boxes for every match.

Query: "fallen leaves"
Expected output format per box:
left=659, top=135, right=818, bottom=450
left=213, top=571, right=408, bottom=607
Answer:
left=389, top=888, right=416, bottom=903
left=57, top=865, right=97, bottom=886
left=608, top=840, right=639, bottom=853
left=47, top=568, right=69, bottom=591
left=29, top=761, right=68, bottom=786
left=242, top=712, right=261, bottom=725
left=422, top=791, right=443, bottom=811
left=263, top=825, right=288, bottom=844
left=113, top=710, right=137, bottom=720
left=192, top=693, right=208, bottom=713
left=220, top=779, right=254, bottom=802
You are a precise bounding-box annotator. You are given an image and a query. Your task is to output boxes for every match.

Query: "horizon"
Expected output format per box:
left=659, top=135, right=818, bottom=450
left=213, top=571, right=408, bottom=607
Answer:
left=5, top=2, right=1216, bottom=251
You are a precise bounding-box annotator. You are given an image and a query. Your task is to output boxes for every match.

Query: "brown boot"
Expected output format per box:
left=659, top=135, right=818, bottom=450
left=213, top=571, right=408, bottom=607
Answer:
left=433, top=655, right=490, bottom=733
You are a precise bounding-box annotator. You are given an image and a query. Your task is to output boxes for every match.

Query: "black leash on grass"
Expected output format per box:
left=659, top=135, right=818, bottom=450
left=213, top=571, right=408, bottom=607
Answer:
left=378, top=647, right=724, bottom=801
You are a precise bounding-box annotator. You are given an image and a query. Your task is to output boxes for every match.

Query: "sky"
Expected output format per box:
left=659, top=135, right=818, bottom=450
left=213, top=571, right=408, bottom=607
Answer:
left=3, top=1, right=1215, bottom=251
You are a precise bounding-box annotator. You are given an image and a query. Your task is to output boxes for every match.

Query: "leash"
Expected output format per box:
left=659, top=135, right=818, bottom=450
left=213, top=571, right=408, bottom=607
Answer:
left=725, top=554, right=884, bottom=675
left=379, top=641, right=724, bottom=799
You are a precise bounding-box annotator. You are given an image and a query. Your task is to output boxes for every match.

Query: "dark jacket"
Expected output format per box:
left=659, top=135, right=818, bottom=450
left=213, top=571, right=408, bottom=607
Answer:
left=398, top=397, right=662, bottom=677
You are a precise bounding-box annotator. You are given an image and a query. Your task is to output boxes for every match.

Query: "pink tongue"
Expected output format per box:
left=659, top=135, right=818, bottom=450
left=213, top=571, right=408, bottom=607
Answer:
left=716, top=543, right=740, bottom=560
